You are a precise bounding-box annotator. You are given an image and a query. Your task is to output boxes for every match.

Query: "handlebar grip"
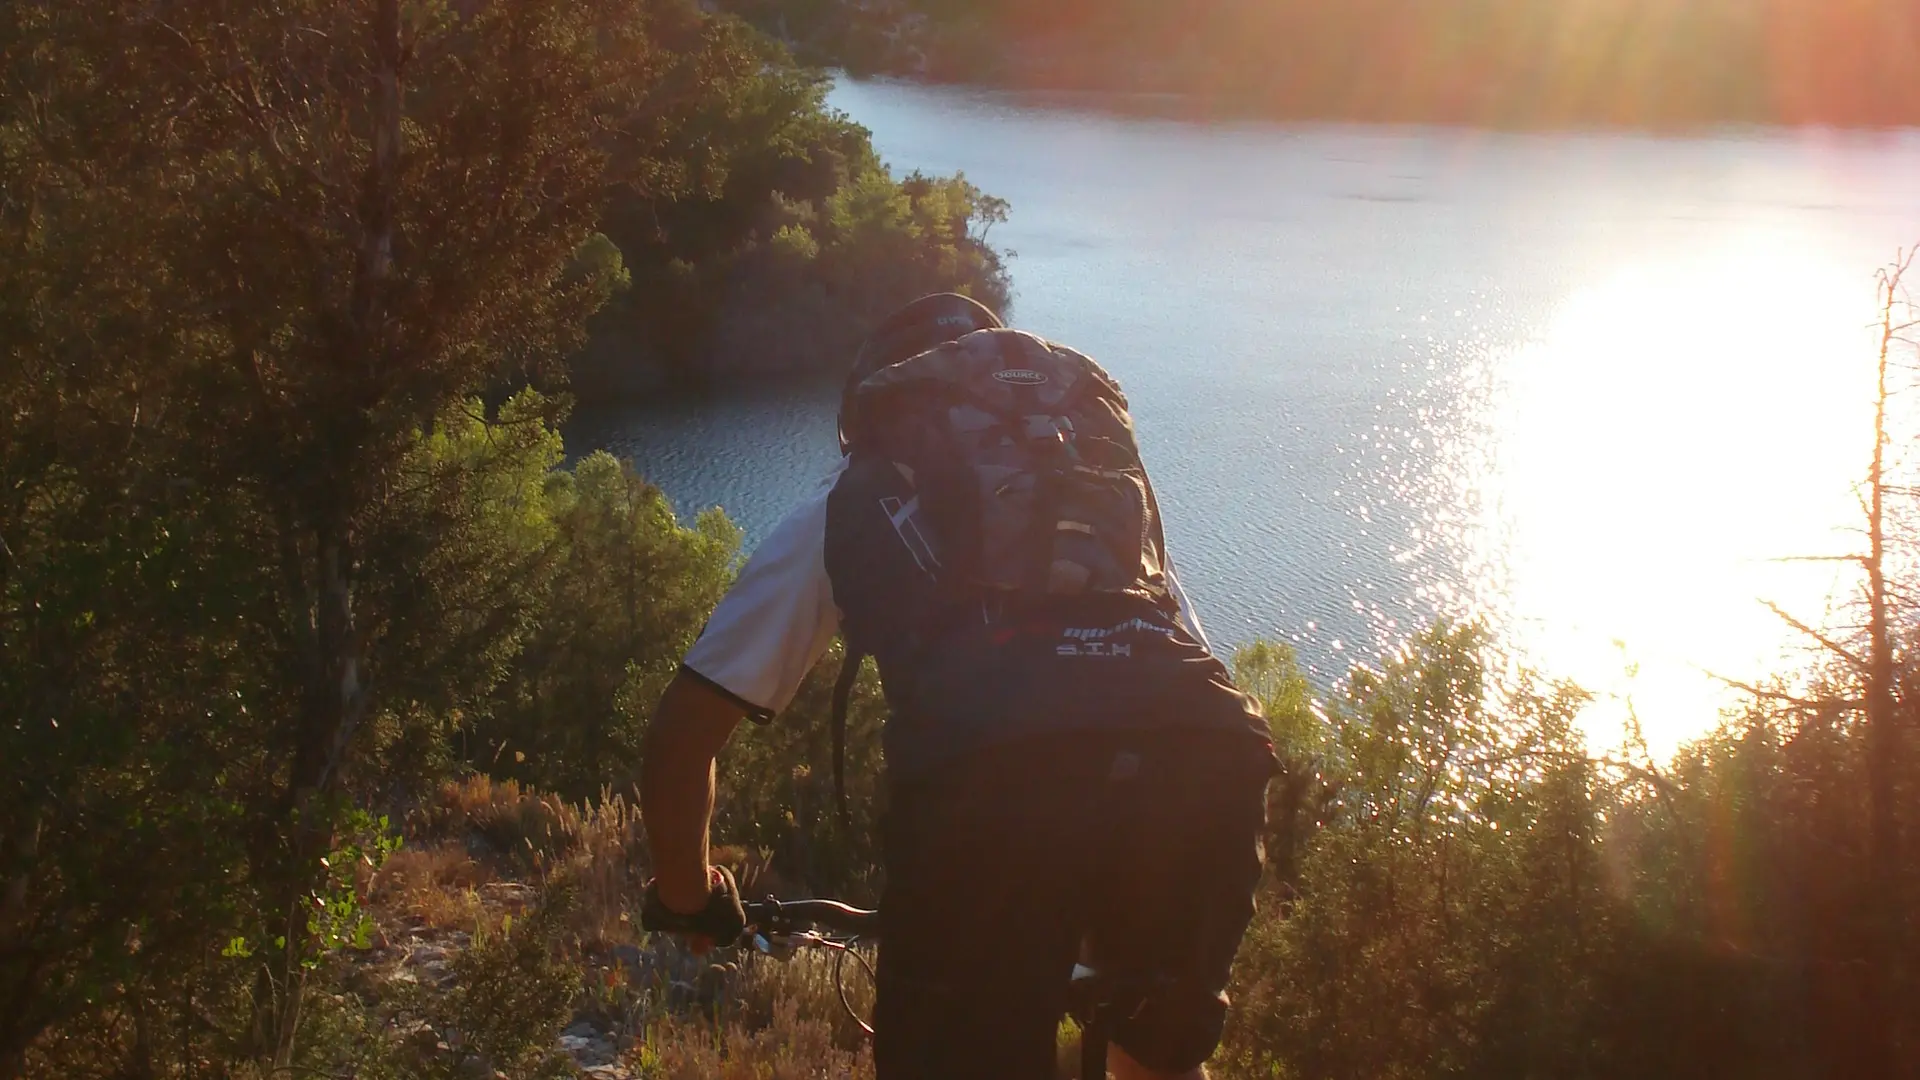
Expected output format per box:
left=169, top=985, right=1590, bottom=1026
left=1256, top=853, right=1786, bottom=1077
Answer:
left=743, top=897, right=881, bottom=937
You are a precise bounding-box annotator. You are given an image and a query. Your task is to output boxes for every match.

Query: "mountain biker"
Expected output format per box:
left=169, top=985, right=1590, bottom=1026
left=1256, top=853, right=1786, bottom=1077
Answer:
left=639, top=293, right=1277, bottom=1080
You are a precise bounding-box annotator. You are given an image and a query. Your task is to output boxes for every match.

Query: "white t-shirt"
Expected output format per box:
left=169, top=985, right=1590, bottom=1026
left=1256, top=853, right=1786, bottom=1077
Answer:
left=680, top=458, right=1213, bottom=721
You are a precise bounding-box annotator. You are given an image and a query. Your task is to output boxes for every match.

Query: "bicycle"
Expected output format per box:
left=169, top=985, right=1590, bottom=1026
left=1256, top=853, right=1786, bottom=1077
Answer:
left=739, top=895, right=1145, bottom=1079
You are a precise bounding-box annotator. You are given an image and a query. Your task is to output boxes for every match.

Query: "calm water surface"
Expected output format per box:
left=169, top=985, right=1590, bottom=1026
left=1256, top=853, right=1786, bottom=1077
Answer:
left=571, top=79, right=1920, bottom=753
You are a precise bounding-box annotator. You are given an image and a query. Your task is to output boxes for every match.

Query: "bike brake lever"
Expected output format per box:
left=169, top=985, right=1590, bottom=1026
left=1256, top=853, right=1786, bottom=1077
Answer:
left=750, top=931, right=803, bottom=960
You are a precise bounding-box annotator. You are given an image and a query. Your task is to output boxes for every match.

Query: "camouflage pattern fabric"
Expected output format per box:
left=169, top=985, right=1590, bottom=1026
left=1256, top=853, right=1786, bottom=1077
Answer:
left=845, top=328, right=1171, bottom=605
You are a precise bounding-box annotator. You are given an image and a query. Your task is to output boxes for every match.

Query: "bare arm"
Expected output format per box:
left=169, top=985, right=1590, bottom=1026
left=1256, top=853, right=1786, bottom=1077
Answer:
left=641, top=671, right=747, bottom=913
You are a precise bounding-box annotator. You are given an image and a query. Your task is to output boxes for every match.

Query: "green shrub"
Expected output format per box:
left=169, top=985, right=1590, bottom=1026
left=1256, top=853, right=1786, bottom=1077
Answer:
left=575, top=35, right=1011, bottom=392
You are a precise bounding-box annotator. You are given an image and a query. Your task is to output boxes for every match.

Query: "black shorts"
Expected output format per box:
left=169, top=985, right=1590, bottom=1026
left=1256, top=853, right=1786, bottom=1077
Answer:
left=873, top=729, right=1276, bottom=1079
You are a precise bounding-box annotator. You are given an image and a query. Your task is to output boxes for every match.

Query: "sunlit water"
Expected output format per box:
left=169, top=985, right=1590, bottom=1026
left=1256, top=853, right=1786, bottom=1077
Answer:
left=569, top=79, right=1920, bottom=755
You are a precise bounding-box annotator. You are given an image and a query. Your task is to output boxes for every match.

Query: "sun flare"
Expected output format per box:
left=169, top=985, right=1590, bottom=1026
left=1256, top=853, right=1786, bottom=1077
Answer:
left=1453, top=232, right=1885, bottom=755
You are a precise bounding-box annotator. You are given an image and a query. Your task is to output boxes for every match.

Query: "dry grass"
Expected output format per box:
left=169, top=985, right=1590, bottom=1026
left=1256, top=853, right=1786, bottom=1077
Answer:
left=371, top=843, right=494, bottom=930
left=632, top=995, right=874, bottom=1080
left=712, top=844, right=796, bottom=900
left=404, top=775, right=653, bottom=945
left=731, top=947, right=877, bottom=1053
left=416, top=775, right=587, bottom=865
left=552, top=788, right=648, bottom=948
left=379, top=774, right=894, bottom=1078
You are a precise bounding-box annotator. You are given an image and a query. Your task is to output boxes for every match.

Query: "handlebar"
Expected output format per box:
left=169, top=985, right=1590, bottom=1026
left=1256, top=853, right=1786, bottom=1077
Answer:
left=741, top=897, right=881, bottom=938
left=738, top=896, right=881, bottom=1037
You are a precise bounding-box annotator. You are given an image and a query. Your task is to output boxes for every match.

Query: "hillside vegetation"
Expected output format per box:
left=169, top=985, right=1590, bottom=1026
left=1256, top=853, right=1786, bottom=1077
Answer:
left=724, top=0, right=1920, bottom=127
left=4, top=2, right=1919, bottom=1078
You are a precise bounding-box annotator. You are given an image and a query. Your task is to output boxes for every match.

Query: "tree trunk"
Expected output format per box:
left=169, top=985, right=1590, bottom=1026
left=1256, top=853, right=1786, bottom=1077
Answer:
left=253, top=1, right=404, bottom=1064
left=1269, top=765, right=1309, bottom=890
left=0, top=805, right=41, bottom=952
left=1857, top=255, right=1908, bottom=1080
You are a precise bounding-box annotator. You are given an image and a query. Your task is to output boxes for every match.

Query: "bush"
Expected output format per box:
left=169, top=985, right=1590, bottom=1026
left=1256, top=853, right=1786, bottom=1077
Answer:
left=575, top=33, right=1012, bottom=393
left=280, top=889, right=583, bottom=1080
left=1221, top=627, right=1624, bottom=1080
left=466, top=449, right=740, bottom=800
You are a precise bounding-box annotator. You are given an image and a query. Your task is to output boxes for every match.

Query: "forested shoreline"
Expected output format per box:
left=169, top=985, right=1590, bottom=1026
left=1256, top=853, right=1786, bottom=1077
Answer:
left=721, top=0, right=1920, bottom=128
left=571, top=52, right=1009, bottom=396
left=4, top=2, right=1919, bottom=1078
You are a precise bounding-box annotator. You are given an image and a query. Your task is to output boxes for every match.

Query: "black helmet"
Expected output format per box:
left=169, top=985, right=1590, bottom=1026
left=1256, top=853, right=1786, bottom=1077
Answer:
left=840, top=293, right=1003, bottom=451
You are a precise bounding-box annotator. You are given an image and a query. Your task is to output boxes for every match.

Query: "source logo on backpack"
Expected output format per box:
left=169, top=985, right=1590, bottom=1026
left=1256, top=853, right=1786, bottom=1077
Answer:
left=991, top=368, right=1050, bottom=386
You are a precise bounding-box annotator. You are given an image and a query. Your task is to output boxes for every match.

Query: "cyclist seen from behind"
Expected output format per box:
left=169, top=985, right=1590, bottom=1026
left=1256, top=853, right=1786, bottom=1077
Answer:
left=639, top=293, right=1277, bottom=1080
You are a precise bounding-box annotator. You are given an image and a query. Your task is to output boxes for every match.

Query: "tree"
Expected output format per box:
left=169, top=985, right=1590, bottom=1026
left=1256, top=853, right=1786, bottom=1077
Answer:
left=0, top=0, right=690, bottom=1067
left=476, top=451, right=739, bottom=799
left=1748, top=252, right=1920, bottom=1079
left=1858, top=252, right=1915, bottom=1080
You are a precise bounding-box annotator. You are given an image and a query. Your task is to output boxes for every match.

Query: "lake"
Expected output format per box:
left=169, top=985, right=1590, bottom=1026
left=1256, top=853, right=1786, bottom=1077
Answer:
left=568, top=77, right=1920, bottom=754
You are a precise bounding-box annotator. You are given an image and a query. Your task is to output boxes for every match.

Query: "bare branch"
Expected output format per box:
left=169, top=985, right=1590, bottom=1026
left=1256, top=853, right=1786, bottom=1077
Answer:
left=1706, top=673, right=1861, bottom=712
left=1763, top=600, right=1870, bottom=671
left=1767, top=553, right=1866, bottom=566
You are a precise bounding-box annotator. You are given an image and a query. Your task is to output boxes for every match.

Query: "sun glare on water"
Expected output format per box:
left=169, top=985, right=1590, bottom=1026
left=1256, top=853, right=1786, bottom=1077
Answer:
left=1447, top=233, right=1887, bottom=757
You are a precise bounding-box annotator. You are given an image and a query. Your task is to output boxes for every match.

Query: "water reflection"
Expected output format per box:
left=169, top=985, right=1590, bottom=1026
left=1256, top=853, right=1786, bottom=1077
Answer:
left=1440, top=235, right=1881, bottom=754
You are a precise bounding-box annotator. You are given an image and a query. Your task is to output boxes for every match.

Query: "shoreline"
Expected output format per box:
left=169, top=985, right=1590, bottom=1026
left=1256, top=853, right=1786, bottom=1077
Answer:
left=840, top=69, right=1920, bottom=136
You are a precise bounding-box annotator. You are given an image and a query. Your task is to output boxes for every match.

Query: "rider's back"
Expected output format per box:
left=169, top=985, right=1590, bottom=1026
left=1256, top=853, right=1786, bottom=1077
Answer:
left=824, top=326, right=1265, bottom=779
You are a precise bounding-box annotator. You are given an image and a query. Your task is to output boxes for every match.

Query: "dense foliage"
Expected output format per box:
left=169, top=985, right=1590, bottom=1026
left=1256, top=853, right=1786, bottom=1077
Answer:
left=1219, top=627, right=1920, bottom=1080
left=723, top=0, right=1920, bottom=127
left=4, top=0, right=1918, bottom=1077
left=570, top=16, right=1010, bottom=393
left=0, top=0, right=967, bottom=1074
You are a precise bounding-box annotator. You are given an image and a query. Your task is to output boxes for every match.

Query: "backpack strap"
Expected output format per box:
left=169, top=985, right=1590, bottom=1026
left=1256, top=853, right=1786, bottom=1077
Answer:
left=830, top=647, right=866, bottom=827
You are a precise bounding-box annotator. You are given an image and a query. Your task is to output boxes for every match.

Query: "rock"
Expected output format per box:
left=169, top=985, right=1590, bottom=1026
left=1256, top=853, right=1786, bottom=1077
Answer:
left=611, top=944, right=647, bottom=977
left=480, top=881, right=536, bottom=912
left=558, top=1022, right=617, bottom=1068
left=404, top=944, right=456, bottom=987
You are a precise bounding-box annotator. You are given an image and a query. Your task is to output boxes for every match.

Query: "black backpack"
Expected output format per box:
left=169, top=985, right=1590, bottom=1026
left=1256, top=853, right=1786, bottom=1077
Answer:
left=822, top=328, right=1188, bottom=810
